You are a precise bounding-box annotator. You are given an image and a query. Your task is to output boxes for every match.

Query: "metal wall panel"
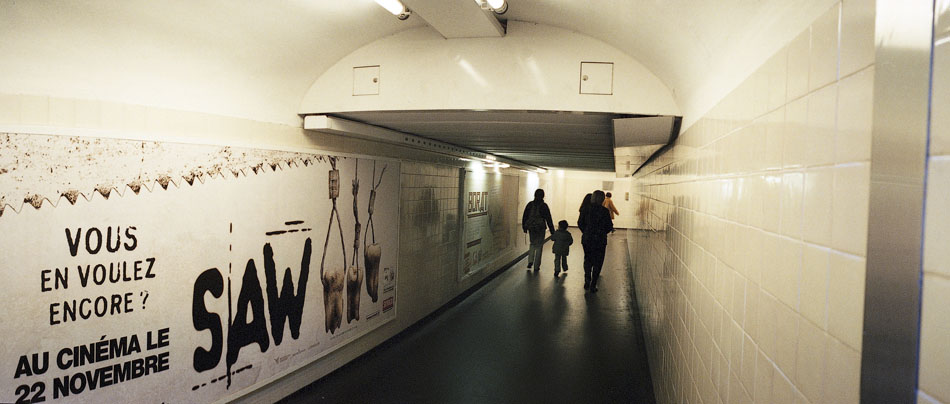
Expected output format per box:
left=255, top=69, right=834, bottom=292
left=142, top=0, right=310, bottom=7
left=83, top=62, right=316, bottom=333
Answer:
left=860, top=1, right=934, bottom=402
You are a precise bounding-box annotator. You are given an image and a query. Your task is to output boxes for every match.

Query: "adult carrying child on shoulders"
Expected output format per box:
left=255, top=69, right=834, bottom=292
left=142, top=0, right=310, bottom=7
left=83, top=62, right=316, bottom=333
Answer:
left=577, top=190, right=613, bottom=292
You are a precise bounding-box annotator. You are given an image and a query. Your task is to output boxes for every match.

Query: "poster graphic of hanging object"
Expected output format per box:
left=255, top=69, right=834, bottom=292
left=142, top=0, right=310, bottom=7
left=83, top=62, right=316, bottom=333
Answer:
left=0, top=133, right=399, bottom=404
left=364, top=162, right=387, bottom=302
left=346, top=160, right=363, bottom=323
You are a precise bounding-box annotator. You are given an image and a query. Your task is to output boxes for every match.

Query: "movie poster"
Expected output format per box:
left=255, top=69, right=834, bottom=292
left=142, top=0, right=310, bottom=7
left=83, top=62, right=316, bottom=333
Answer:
left=0, top=133, right=399, bottom=403
left=458, top=168, right=518, bottom=279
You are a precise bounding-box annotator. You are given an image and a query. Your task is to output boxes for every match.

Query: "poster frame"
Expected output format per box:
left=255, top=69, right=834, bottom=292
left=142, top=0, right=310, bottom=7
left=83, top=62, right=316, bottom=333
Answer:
left=0, top=129, right=404, bottom=404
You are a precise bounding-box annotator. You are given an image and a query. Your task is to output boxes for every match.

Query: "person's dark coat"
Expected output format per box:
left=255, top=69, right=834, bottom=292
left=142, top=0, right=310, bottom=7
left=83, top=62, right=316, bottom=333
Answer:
left=578, top=204, right=612, bottom=246
left=551, top=229, right=574, bottom=256
left=522, top=200, right=556, bottom=234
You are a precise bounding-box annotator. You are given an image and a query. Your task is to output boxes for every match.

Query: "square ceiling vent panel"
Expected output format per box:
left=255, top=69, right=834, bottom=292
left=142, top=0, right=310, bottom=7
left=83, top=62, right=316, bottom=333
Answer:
left=580, top=62, right=613, bottom=95
left=353, top=65, right=380, bottom=96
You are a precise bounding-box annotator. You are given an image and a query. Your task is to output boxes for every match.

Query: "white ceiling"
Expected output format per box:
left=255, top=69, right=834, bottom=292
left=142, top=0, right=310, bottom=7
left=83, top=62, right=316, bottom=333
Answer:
left=0, top=0, right=425, bottom=125
left=402, top=0, right=505, bottom=38
left=503, top=0, right=837, bottom=124
left=0, top=0, right=836, bottom=127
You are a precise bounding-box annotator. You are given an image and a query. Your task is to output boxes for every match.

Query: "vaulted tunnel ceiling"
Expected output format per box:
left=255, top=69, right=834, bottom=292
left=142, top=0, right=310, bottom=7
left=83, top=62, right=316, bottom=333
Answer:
left=1, top=0, right=838, bottom=126
left=334, top=110, right=643, bottom=171
left=2, top=0, right=838, bottom=171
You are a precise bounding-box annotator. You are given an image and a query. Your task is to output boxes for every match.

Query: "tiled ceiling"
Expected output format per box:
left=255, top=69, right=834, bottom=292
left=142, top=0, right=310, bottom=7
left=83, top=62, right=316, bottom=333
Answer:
left=334, top=110, right=648, bottom=171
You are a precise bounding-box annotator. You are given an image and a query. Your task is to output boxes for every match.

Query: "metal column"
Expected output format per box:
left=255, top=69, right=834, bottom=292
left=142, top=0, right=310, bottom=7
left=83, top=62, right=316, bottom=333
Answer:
left=860, top=1, right=935, bottom=402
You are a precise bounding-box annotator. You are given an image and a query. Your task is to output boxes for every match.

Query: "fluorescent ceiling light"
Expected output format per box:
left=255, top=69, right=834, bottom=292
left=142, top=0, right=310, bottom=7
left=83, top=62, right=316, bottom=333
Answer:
left=475, top=0, right=507, bottom=13
left=486, top=0, right=505, bottom=9
left=374, top=0, right=404, bottom=14
left=374, top=0, right=411, bottom=19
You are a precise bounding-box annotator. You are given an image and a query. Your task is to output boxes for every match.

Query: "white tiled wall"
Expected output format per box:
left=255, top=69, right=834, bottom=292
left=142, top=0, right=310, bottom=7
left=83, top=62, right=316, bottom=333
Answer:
left=399, top=163, right=463, bottom=318
left=918, top=3, right=950, bottom=403
left=627, top=1, right=874, bottom=403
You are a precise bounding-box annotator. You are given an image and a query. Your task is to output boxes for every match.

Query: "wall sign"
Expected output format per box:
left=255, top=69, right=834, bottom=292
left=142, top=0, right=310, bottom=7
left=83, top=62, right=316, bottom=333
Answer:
left=0, top=133, right=399, bottom=403
left=458, top=168, right=518, bottom=279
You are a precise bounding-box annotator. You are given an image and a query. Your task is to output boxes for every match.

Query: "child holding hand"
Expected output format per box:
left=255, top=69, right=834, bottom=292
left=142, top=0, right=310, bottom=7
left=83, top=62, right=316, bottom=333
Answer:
left=551, top=220, right=573, bottom=277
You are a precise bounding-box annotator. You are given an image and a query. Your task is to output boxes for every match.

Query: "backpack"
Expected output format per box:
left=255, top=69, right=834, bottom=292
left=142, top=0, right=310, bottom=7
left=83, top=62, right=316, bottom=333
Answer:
left=526, top=202, right=546, bottom=231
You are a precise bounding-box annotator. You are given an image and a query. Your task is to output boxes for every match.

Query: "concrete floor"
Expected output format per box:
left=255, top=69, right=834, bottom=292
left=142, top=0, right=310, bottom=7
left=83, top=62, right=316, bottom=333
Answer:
left=278, top=229, right=655, bottom=404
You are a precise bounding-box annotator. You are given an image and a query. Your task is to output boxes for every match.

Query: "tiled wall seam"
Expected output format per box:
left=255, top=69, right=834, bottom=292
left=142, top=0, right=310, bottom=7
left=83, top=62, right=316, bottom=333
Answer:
left=627, top=1, right=873, bottom=403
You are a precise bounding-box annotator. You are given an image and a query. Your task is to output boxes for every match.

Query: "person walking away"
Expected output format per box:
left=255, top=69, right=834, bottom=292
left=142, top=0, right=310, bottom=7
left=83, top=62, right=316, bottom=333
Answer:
left=578, top=190, right=613, bottom=292
left=578, top=193, right=593, bottom=222
left=577, top=193, right=593, bottom=278
left=522, top=189, right=555, bottom=271
left=603, top=192, right=620, bottom=220
left=551, top=220, right=573, bottom=278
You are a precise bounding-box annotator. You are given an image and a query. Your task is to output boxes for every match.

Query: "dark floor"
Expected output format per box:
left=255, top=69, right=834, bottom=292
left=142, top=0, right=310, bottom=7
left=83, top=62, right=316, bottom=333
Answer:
left=278, top=229, right=655, bottom=404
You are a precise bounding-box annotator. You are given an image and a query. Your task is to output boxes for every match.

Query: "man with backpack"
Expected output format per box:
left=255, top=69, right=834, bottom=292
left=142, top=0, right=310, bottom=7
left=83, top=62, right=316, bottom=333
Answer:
left=522, top=189, right=556, bottom=272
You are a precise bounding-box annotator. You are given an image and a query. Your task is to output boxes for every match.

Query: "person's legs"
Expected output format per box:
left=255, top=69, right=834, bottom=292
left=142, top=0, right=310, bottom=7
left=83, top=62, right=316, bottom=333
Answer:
left=560, top=255, right=568, bottom=271
left=589, top=245, right=606, bottom=292
left=527, top=241, right=536, bottom=268
left=529, top=230, right=544, bottom=270
left=554, top=253, right=562, bottom=276
left=582, top=241, right=592, bottom=288
left=533, top=244, right=543, bottom=271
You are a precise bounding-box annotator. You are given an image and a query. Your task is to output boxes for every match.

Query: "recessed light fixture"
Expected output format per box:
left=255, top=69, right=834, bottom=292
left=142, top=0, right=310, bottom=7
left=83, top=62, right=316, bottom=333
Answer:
left=374, top=0, right=411, bottom=20
left=486, top=0, right=507, bottom=13
left=474, top=0, right=507, bottom=14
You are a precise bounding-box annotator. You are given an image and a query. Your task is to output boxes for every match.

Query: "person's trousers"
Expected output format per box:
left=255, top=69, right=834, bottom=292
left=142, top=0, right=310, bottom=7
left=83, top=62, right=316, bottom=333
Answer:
left=583, top=242, right=592, bottom=282
left=582, top=242, right=606, bottom=287
left=554, top=253, right=568, bottom=272
left=528, top=229, right=545, bottom=269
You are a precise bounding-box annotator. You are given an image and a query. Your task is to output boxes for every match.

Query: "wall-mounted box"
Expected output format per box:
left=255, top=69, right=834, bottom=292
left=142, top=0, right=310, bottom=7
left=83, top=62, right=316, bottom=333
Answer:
left=353, top=65, right=380, bottom=96
left=580, top=62, right=613, bottom=95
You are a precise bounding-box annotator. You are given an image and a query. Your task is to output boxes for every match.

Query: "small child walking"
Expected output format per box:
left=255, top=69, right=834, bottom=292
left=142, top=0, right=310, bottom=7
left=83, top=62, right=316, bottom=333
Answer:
left=551, top=220, right=574, bottom=277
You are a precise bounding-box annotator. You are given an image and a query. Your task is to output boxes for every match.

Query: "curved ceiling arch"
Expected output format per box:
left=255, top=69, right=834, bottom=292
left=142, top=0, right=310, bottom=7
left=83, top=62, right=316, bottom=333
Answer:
left=300, top=22, right=679, bottom=116
left=503, top=0, right=838, bottom=125
left=1, top=0, right=838, bottom=128
left=0, top=0, right=426, bottom=126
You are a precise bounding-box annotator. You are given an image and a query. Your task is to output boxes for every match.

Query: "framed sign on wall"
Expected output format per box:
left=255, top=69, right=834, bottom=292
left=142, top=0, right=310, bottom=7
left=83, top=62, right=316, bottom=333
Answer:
left=458, top=167, right=519, bottom=280
left=0, top=133, right=400, bottom=404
